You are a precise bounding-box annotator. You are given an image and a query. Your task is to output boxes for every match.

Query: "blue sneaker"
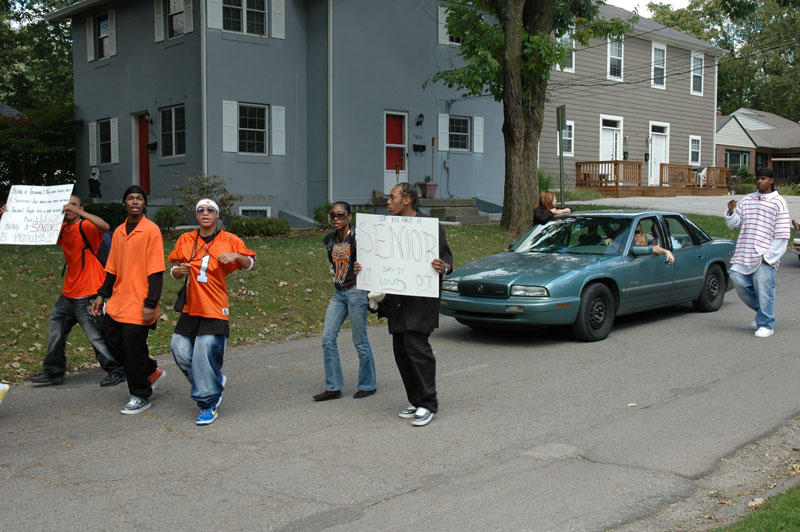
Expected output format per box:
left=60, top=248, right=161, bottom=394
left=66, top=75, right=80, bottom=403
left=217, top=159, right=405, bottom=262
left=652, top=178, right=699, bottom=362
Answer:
left=197, top=407, right=218, bottom=426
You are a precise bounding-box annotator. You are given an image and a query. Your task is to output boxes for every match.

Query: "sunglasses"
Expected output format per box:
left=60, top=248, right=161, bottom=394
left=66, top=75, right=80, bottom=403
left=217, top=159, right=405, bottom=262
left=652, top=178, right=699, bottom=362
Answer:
left=634, top=230, right=642, bottom=234
left=329, top=211, right=349, bottom=220
left=196, top=207, right=217, bottom=214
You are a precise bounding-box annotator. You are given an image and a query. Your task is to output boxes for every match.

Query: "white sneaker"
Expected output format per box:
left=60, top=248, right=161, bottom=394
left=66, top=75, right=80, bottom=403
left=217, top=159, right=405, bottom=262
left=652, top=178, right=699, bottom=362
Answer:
left=121, top=395, right=151, bottom=414
left=754, top=327, right=774, bottom=338
left=411, top=407, right=434, bottom=426
left=398, top=405, right=417, bottom=419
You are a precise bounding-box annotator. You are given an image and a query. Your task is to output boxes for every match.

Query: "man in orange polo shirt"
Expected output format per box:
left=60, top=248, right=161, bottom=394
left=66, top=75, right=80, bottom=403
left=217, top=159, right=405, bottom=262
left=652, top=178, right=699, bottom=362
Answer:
left=168, top=198, right=256, bottom=425
left=91, top=186, right=165, bottom=414
left=2, top=197, right=124, bottom=386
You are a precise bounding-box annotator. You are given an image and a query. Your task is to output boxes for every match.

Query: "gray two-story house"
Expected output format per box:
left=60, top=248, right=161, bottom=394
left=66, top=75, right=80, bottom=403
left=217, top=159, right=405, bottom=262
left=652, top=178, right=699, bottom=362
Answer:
left=47, top=1, right=723, bottom=221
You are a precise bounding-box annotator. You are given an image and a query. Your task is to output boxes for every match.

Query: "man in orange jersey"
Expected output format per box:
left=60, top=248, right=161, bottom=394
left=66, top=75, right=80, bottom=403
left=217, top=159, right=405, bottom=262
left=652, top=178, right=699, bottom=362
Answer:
left=91, top=186, right=166, bottom=414
left=168, top=198, right=256, bottom=426
left=1, top=197, right=124, bottom=386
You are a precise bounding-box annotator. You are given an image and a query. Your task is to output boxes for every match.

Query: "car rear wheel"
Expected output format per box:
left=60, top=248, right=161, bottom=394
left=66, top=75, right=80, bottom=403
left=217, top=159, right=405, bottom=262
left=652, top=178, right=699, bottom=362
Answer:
left=571, top=283, right=615, bottom=342
left=693, top=264, right=726, bottom=312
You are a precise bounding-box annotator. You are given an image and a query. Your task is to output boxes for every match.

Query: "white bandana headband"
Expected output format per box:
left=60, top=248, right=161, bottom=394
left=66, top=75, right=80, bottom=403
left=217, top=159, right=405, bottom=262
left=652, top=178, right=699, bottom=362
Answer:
left=195, top=198, right=220, bottom=213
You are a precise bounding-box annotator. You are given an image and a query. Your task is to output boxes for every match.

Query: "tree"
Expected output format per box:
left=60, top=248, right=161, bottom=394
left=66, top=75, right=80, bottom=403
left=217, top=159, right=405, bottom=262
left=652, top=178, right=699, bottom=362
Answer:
left=433, top=1, right=629, bottom=234
left=649, top=0, right=800, bottom=121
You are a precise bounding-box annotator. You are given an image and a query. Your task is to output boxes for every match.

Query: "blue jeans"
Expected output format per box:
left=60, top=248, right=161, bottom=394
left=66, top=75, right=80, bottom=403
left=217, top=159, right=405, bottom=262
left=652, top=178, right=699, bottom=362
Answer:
left=730, top=264, right=777, bottom=330
left=170, top=333, right=226, bottom=409
left=322, top=288, right=376, bottom=391
left=43, top=294, right=121, bottom=377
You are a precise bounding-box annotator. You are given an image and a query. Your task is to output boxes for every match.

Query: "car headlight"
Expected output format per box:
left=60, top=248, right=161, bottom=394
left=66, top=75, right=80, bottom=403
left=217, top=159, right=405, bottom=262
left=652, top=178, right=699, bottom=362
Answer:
left=510, top=285, right=549, bottom=297
left=442, top=280, right=459, bottom=292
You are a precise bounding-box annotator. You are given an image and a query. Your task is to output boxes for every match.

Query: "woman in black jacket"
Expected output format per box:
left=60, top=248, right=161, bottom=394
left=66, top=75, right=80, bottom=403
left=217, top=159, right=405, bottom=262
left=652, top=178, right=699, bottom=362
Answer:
left=533, top=190, right=571, bottom=225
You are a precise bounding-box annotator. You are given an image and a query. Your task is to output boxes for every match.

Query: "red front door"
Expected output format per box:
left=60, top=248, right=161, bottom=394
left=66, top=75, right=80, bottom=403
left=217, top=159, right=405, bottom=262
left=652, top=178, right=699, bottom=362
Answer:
left=138, top=115, right=151, bottom=194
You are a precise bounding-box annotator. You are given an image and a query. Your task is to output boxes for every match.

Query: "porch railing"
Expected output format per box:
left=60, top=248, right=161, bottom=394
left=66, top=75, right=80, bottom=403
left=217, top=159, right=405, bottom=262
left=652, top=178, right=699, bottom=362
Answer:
left=575, top=161, right=643, bottom=186
left=704, top=166, right=728, bottom=188
left=659, top=163, right=693, bottom=187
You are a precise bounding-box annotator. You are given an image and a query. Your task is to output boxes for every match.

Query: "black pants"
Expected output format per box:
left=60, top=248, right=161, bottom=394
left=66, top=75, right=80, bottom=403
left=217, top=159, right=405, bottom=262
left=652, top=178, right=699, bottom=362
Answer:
left=102, top=315, right=157, bottom=399
left=392, top=330, right=438, bottom=412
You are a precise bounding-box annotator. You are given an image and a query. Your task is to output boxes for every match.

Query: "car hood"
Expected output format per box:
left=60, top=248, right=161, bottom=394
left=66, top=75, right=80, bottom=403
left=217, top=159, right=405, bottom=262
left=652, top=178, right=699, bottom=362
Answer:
left=452, top=251, right=608, bottom=286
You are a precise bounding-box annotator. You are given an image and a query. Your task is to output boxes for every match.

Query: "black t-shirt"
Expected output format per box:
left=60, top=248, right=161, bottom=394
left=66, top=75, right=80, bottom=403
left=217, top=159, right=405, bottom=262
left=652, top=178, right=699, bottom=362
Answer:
left=331, top=230, right=357, bottom=290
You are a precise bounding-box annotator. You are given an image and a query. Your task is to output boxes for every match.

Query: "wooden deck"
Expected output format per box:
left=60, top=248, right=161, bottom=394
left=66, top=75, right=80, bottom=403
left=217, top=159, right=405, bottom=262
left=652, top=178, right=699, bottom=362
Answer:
left=575, top=161, right=728, bottom=198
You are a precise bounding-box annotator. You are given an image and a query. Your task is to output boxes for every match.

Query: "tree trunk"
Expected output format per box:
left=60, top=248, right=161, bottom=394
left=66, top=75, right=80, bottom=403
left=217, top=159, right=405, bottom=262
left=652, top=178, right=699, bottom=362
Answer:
left=499, top=0, right=554, bottom=235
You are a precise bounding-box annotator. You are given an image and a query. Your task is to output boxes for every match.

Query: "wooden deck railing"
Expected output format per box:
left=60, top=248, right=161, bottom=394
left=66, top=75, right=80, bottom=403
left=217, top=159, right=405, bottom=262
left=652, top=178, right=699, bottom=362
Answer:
left=704, top=166, right=727, bottom=188
left=659, top=163, right=693, bottom=187
left=575, top=161, right=643, bottom=186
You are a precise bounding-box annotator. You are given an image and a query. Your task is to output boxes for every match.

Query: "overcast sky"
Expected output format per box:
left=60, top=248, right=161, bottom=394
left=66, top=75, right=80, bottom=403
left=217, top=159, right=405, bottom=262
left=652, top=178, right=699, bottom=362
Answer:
left=605, top=0, right=692, bottom=18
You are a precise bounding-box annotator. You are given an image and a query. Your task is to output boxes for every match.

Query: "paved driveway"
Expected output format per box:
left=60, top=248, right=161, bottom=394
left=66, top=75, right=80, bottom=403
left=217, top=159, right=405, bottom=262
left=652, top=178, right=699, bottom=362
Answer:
left=570, top=194, right=800, bottom=218
left=2, top=256, right=799, bottom=531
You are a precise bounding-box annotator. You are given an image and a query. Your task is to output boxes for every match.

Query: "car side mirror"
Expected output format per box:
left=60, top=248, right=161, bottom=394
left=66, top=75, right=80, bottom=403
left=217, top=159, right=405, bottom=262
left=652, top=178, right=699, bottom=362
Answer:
left=631, top=245, right=654, bottom=256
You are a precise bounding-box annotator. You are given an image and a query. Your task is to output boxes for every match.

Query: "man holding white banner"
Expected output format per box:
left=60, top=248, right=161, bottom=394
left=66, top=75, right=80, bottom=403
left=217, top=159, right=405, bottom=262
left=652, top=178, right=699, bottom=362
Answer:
left=367, top=183, right=452, bottom=427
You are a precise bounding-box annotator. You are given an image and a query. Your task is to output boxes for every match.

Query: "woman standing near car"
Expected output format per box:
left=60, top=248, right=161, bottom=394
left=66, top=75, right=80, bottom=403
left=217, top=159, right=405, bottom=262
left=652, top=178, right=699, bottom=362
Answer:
left=312, top=202, right=376, bottom=402
left=533, top=190, right=571, bottom=225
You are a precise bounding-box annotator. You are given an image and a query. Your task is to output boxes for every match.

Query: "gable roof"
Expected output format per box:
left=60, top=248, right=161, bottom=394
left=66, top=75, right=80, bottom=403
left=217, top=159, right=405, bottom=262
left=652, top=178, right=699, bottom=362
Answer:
left=601, top=4, right=725, bottom=56
left=0, top=103, right=25, bottom=119
left=718, top=108, right=800, bottom=149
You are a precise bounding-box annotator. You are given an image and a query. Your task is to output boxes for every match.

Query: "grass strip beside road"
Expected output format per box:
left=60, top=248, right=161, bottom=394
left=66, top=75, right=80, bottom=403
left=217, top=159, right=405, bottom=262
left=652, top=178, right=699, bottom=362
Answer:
left=720, top=483, right=800, bottom=531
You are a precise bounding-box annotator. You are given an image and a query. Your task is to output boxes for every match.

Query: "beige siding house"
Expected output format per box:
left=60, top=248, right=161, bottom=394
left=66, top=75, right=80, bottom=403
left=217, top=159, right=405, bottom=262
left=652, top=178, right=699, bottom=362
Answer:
left=539, top=5, right=725, bottom=188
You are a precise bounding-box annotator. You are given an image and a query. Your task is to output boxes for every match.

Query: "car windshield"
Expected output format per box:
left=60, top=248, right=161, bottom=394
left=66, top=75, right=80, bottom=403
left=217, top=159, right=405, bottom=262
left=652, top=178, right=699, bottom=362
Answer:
left=513, top=216, right=633, bottom=255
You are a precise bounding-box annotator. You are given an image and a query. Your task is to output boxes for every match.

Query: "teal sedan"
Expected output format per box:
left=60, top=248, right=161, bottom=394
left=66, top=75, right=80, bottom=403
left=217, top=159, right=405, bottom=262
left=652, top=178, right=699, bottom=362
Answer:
left=440, top=212, right=735, bottom=341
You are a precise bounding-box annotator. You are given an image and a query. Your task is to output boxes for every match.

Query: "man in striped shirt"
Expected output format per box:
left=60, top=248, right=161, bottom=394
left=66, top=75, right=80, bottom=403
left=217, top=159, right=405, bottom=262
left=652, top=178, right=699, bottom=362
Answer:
left=724, top=167, right=791, bottom=338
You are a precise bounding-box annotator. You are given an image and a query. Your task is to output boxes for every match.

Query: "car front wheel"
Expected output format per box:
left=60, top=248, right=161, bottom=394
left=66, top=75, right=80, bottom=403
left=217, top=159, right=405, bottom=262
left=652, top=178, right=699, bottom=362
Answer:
left=693, top=264, right=726, bottom=312
left=571, top=283, right=615, bottom=342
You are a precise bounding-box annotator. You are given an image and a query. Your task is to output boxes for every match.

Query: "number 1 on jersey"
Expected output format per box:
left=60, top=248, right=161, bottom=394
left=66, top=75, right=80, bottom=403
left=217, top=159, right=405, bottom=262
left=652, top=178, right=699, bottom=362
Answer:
left=197, top=255, right=210, bottom=283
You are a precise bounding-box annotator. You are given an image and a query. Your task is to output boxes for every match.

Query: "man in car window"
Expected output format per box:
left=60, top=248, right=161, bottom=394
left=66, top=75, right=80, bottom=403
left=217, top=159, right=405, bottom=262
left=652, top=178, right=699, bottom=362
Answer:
left=725, top=167, right=790, bottom=338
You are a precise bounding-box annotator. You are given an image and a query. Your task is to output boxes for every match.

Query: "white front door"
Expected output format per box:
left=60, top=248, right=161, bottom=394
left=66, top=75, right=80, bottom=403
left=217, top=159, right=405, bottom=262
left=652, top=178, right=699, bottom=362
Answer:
left=599, top=117, right=622, bottom=181
left=600, top=128, right=619, bottom=161
left=384, top=112, right=408, bottom=193
left=648, top=123, right=670, bottom=185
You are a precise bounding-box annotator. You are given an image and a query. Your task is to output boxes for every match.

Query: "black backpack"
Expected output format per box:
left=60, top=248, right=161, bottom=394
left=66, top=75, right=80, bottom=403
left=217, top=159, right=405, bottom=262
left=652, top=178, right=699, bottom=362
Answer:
left=61, top=221, right=112, bottom=276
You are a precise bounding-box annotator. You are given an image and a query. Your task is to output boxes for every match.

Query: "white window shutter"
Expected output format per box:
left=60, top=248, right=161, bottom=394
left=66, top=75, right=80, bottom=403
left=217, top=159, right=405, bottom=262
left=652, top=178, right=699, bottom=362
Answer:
left=154, top=0, right=164, bottom=42
left=473, top=116, right=484, bottom=153
left=272, top=105, right=286, bottom=156
left=110, top=118, right=119, bottom=164
left=271, top=0, right=285, bottom=39
left=108, top=10, right=117, bottom=56
left=184, top=0, right=193, bottom=33
left=437, top=5, right=448, bottom=45
left=207, top=0, right=222, bottom=29
left=88, top=122, right=97, bottom=166
left=86, top=17, right=94, bottom=61
left=222, top=100, right=238, bottom=152
left=438, top=113, right=449, bottom=151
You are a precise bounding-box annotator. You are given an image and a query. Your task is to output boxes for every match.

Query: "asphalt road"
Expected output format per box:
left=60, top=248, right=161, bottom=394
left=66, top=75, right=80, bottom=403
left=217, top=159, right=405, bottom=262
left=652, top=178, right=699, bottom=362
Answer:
left=2, top=197, right=799, bottom=531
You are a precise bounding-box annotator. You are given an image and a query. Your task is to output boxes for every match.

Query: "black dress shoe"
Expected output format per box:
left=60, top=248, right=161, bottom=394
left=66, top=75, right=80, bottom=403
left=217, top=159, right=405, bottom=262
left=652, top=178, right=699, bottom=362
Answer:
left=99, top=373, right=126, bottom=387
left=29, top=372, right=64, bottom=385
left=313, top=390, right=342, bottom=402
left=353, top=389, right=376, bottom=399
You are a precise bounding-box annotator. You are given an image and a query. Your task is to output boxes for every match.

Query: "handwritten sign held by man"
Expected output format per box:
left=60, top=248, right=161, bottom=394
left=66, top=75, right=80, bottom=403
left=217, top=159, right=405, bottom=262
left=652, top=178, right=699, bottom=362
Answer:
left=0, top=184, right=74, bottom=245
left=355, top=213, right=440, bottom=298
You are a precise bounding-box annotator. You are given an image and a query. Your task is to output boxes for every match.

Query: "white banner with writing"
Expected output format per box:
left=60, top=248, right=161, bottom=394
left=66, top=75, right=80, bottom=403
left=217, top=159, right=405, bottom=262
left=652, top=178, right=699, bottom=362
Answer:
left=356, top=213, right=440, bottom=298
left=0, top=184, right=74, bottom=245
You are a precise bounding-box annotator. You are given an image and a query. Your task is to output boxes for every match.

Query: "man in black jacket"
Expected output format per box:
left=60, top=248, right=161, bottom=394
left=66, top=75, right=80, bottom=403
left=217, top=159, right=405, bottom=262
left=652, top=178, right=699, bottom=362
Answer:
left=379, top=182, right=453, bottom=426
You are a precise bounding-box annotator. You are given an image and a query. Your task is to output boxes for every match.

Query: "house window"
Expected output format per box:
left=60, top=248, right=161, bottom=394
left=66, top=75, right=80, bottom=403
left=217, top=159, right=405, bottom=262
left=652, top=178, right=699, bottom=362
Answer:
left=557, top=28, right=575, bottom=73
left=652, top=43, right=666, bottom=89
left=223, top=0, right=266, bottom=36
left=168, top=0, right=185, bottom=38
left=239, top=104, right=267, bottom=154
left=438, top=5, right=461, bottom=45
left=449, top=116, right=470, bottom=151
left=607, top=38, right=623, bottom=80
left=691, top=52, right=704, bottom=95
left=557, top=120, right=574, bottom=157
left=97, top=14, right=111, bottom=59
left=725, top=150, right=749, bottom=171
left=161, top=105, right=186, bottom=157
left=689, top=136, right=701, bottom=165
left=239, top=206, right=271, bottom=218
left=98, top=119, right=112, bottom=164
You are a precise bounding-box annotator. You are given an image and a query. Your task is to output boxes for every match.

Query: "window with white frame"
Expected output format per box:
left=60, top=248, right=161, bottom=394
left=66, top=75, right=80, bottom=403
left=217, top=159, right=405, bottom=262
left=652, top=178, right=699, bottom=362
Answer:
left=557, top=28, right=575, bottom=73
left=449, top=116, right=470, bottom=151
left=557, top=120, right=574, bottom=157
left=239, top=206, right=271, bottom=218
left=167, top=0, right=185, bottom=38
left=691, top=52, right=704, bottom=95
left=607, top=38, right=623, bottom=80
left=652, top=42, right=666, bottom=89
left=438, top=5, right=461, bottom=45
left=223, top=0, right=266, bottom=36
left=689, top=136, right=701, bottom=165
left=98, top=119, right=113, bottom=164
left=239, top=104, right=268, bottom=154
left=161, top=105, right=186, bottom=157
left=97, top=14, right=112, bottom=58
left=725, top=150, right=748, bottom=171
left=86, top=11, right=116, bottom=61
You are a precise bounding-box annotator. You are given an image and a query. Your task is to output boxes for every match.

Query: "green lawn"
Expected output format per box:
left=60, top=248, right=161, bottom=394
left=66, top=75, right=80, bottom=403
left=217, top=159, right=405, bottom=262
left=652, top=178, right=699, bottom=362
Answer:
left=719, top=483, right=800, bottom=531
